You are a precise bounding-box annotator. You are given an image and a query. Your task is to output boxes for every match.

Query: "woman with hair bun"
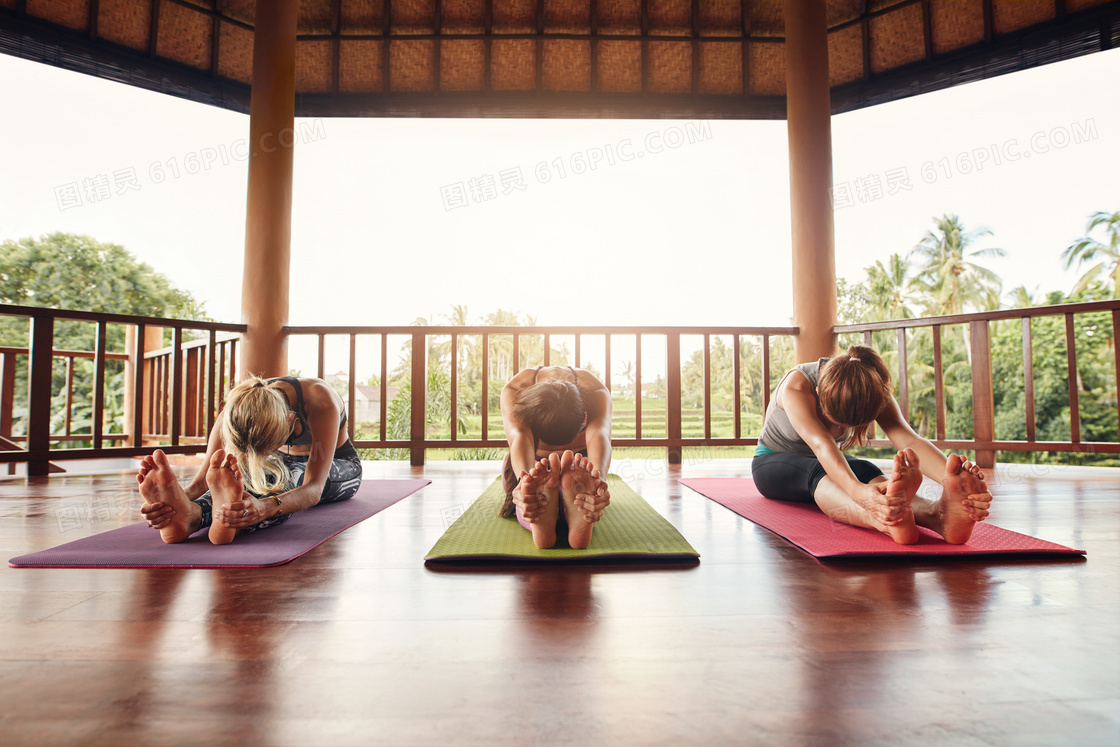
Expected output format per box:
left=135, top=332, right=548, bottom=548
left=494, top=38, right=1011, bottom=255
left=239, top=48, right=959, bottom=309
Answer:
left=752, top=345, right=993, bottom=544
left=500, top=366, right=613, bottom=550
left=137, top=375, right=361, bottom=545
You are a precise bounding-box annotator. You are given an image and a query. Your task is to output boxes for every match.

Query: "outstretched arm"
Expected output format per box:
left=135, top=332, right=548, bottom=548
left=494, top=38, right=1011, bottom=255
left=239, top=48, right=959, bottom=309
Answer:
left=582, top=387, right=612, bottom=476
left=501, top=371, right=550, bottom=521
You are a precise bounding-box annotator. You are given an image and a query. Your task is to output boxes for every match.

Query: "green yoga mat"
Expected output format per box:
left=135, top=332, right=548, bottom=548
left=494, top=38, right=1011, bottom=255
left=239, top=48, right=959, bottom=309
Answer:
left=425, top=475, right=699, bottom=562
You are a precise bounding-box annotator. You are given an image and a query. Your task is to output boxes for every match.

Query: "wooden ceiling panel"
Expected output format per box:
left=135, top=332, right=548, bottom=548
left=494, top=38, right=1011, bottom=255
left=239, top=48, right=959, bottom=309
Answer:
left=648, top=40, right=692, bottom=93
left=544, top=0, right=591, bottom=34
left=490, top=38, right=536, bottom=89
left=390, top=39, right=436, bottom=91
left=26, top=0, right=90, bottom=31
left=6, top=0, right=1119, bottom=120
left=929, top=0, right=984, bottom=56
left=749, top=41, right=785, bottom=95
left=542, top=39, right=591, bottom=90
left=394, top=0, right=437, bottom=34
left=992, top=0, right=1055, bottom=35
left=596, top=39, right=642, bottom=92
left=648, top=0, right=691, bottom=36
left=95, top=0, right=151, bottom=51
left=298, top=0, right=334, bottom=34
left=217, top=20, right=254, bottom=83
left=222, top=0, right=256, bottom=26
left=698, top=41, right=743, bottom=94
left=296, top=39, right=333, bottom=93
left=749, top=0, right=784, bottom=37
left=442, top=0, right=487, bottom=34
left=440, top=39, right=487, bottom=91
left=828, top=22, right=863, bottom=86
left=699, top=0, right=743, bottom=37
left=158, top=2, right=213, bottom=70
left=341, top=0, right=385, bottom=34
left=869, top=2, right=925, bottom=74
left=827, top=0, right=862, bottom=27
left=492, top=0, right=537, bottom=33
left=339, top=39, right=384, bottom=92
left=597, top=0, right=641, bottom=34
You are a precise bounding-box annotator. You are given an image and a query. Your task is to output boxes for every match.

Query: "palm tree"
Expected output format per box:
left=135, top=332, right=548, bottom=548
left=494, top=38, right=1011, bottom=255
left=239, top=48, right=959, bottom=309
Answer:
left=1062, top=210, right=1120, bottom=298
left=910, top=214, right=1006, bottom=316
left=1006, top=285, right=1039, bottom=309
left=866, top=252, right=919, bottom=321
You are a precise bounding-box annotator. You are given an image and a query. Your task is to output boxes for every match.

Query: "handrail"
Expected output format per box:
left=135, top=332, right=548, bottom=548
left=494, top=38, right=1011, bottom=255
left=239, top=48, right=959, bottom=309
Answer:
left=834, top=299, right=1120, bottom=467
left=3, top=300, right=1117, bottom=474
left=0, top=303, right=245, bottom=331
left=0, top=304, right=246, bottom=475
left=284, top=324, right=800, bottom=466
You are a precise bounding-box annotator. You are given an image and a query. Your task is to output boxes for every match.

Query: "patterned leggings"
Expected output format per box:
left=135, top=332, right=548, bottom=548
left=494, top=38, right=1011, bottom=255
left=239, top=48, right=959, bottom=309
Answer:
left=194, top=441, right=363, bottom=533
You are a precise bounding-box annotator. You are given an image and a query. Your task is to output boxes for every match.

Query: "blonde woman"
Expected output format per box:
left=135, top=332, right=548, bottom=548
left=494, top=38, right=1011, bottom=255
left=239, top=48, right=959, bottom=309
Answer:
left=137, top=376, right=361, bottom=545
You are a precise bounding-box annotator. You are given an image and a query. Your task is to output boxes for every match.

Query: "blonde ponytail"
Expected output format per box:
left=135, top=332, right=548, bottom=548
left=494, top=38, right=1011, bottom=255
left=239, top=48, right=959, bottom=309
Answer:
left=220, top=376, right=293, bottom=495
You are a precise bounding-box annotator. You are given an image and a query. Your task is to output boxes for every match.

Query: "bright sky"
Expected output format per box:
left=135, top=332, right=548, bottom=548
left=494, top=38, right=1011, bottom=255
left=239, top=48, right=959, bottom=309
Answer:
left=1, top=48, right=1118, bottom=352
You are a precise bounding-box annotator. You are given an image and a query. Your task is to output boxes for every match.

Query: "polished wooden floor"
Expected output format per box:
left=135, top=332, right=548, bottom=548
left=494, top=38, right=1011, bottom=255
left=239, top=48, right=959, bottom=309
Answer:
left=1, top=458, right=1117, bottom=746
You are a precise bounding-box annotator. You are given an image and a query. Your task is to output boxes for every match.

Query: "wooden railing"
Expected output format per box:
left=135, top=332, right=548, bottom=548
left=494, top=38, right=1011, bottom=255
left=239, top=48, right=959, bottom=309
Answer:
left=143, top=336, right=240, bottom=444
left=0, top=304, right=245, bottom=475
left=284, top=325, right=800, bottom=465
left=3, top=301, right=1117, bottom=475
left=835, top=299, right=1120, bottom=467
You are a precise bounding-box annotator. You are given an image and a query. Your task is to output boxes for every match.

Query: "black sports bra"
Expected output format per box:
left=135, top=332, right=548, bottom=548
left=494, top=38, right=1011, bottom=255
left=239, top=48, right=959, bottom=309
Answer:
left=267, top=377, right=348, bottom=447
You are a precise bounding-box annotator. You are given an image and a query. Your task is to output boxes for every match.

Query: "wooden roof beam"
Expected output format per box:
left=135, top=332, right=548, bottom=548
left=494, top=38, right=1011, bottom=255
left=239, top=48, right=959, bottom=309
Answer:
left=149, top=0, right=161, bottom=58
left=331, top=0, right=341, bottom=94
left=691, top=0, right=700, bottom=97
left=383, top=0, right=391, bottom=93
left=88, top=0, right=99, bottom=40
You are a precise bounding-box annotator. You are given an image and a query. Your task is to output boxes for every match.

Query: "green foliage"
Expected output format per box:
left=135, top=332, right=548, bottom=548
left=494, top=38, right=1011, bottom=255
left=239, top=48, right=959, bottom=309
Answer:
left=840, top=213, right=1118, bottom=467
left=0, top=232, right=209, bottom=444
left=1062, top=210, right=1120, bottom=298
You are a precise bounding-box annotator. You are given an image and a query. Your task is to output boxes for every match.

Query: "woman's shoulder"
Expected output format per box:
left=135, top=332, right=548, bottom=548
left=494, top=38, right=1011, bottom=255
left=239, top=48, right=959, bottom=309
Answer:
left=573, top=367, right=607, bottom=393
left=296, top=378, right=342, bottom=406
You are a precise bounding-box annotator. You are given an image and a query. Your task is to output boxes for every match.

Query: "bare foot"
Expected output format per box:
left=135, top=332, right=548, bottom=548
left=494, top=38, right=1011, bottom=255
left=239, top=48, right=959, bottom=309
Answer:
left=560, top=452, right=599, bottom=549
left=206, top=449, right=246, bottom=546
left=878, top=449, right=921, bottom=544
left=521, top=453, right=565, bottom=549
left=137, top=449, right=199, bottom=544
left=938, top=455, right=993, bottom=544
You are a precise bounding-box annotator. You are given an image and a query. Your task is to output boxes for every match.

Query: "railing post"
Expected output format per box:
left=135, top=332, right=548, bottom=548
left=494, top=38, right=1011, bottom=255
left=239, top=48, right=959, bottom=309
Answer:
left=0, top=351, right=16, bottom=441
left=171, top=327, right=183, bottom=446
left=0, top=351, right=14, bottom=475
left=132, top=324, right=145, bottom=447
left=667, top=332, right=682, bottom=465
left=92, top=322, right=107, bottom=450
left=968, top=320, right=996, bottom=469
left=410, top=331, right=426, bottom=466
left=26, top=315, right=54, bottom=477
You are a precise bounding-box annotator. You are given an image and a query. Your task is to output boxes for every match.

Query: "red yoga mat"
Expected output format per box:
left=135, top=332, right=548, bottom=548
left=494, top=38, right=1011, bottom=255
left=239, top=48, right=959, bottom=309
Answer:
left=679, top=478, right=1084, bottom=558
left=9, top=479, right=430, bottom=569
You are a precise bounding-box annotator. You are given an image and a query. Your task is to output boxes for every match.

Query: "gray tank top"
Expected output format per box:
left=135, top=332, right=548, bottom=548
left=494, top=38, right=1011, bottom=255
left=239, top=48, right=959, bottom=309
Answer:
left=757, top=358, right=842, bottom=457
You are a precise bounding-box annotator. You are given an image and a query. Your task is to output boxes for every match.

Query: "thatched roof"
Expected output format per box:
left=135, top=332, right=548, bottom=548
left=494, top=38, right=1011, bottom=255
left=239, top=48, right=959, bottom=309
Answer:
left=2, top=0, right=1118, bottom=118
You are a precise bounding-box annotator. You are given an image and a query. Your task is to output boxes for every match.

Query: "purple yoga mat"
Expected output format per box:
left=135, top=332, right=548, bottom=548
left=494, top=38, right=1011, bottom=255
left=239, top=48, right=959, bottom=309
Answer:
left=9, top=479, right=430, bottom=568
left=680, top=478, right=1085, bottom=559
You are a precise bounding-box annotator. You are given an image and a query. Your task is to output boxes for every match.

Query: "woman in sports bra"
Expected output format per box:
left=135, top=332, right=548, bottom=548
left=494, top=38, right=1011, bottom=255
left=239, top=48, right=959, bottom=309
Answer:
left=500, top=365, right=613, bottom=549
left=137, top=375, right=362, bottom=545
left=753, top=344, right=993, bottom=544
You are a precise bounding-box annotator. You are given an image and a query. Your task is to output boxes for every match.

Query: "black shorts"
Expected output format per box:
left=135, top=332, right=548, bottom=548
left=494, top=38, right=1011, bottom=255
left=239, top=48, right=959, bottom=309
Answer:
left=751, top=451, right=884, bottom=504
